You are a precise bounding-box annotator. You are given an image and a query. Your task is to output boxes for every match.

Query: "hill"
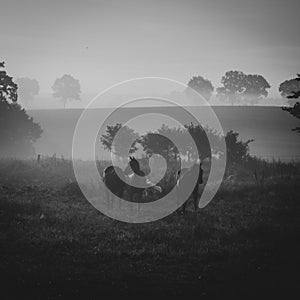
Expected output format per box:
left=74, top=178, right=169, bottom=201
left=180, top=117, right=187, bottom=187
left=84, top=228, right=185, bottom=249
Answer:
left=28, top=106, right=300, bottom=161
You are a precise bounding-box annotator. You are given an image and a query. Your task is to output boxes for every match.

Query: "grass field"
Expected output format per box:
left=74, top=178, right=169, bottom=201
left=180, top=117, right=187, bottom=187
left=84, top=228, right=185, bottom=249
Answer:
left=0, top=157, right=299, bottom=299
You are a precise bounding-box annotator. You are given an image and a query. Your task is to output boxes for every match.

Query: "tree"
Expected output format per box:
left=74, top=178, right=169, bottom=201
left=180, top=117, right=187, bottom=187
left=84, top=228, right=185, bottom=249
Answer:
left=279, top=74, right=300, bottom=106
left=16, top=77, right=39, bottom=107
left=186, top=75, right=214, bottom=101
left=139, top=125, right=181, bottom=162
left=184, top=124, right=254, bottom=164
left=217, top=70, right=270, bottom=105
left=0, top=61, right=17, bottom=102
left=0, top=61, right=43, bottom=157
left=242, top=74, right=271, bottom=105
left=184, top=123, right=224, bottom=161
left=100, top=123, right=139, bottom=160
left=282, top=103, right=300, bottom=133
left=281, top=74, right=300, bottom=133
left=52, top=74, right=81, bottom=108
left=225, top=130, right=253, bottom=164
left=216, top=70, right=246, bottom=105
left=139, top=123, right=224, bottom=163
left=137, top=121, right=253, bottom=165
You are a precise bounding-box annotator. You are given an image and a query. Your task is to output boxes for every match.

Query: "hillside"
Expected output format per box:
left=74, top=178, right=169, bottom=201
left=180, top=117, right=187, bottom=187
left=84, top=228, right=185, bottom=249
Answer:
left=28, top=106, right=300, bottom=161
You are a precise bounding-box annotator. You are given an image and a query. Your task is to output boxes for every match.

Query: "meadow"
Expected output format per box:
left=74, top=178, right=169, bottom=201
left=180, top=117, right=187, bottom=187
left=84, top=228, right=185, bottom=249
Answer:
left=0, top=157, right=299, bottom=298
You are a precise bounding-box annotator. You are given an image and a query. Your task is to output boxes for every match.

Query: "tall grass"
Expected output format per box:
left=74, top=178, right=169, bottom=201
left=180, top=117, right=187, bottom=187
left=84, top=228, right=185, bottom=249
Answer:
left=0, top=155, right=299, bottom=192
left=0, top=156, right=299, bottom=297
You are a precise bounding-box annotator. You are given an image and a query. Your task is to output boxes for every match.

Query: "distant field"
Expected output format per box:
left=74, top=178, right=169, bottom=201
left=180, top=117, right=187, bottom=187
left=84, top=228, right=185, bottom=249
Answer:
left=28, top=106, right=300, bottom=161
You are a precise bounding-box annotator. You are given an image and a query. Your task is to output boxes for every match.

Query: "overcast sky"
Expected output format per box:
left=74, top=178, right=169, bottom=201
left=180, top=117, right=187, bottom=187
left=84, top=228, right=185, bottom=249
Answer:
left=1, top=0, right=300, bottom=99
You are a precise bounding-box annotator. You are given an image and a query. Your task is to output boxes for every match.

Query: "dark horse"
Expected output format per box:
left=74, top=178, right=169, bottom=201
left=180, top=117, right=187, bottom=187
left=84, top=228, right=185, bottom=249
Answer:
left=176, top=163, right=203, bottom=214
left=124, top=156, right=147, bottom=202
left=102, top=157, right=147, bottom=209
left=102, top=165, right=127, bottom=209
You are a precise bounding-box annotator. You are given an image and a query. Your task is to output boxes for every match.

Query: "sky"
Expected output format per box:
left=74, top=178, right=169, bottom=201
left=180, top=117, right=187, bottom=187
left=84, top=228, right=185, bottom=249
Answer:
left=1, top=0, right=300, bottom=105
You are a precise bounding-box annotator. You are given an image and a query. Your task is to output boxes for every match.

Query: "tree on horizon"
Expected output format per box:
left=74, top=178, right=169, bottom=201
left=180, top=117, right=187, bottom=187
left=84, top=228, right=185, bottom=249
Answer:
left=216, top=70, right=245, bottom=105
left=242, top=74, right=271, bottom=105
left=186, top=75, right=214, bottom=101
left=216, top=70, right=270, bottom=105
left=52, top=74, right=81, bottom=108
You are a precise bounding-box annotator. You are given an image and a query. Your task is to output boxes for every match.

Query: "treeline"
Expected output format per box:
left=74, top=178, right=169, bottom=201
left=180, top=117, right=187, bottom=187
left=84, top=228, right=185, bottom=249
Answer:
left=1, top=60, right=299, bottom=158
left=100, top=123, right=253, bottom=165
left=7, top=69, right=81, bottom=109
left=3, top=58, right=300, bottom=108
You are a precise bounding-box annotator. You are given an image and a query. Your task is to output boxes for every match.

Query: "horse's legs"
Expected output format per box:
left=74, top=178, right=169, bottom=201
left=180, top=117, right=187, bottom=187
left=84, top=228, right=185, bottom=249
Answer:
left=192, top=187, right=198, bottom=212
left=193, top=194, right=198, bottom=211
left=181, top=200, right=187, bottom=214
left=175, top=185, right=183, bottom=215
left=137, top=194, right=141, bottom=213
left=105, top=188, right=112, bottom=210
left=131, top=193, right=140, bottom=213
left=118, top=196, right=122, bottom=210
left=138, top=190, right=144, bottom=212
left=117, top=190, right=123, bottom=210
left=128, top=188, right=135, bottom=214
left=110, top=193, right=114, bottom=210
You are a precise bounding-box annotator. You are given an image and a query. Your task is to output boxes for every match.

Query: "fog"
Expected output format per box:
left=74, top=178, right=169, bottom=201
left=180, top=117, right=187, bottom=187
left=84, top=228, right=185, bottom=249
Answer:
left=27, top=106, right=300, bottom=161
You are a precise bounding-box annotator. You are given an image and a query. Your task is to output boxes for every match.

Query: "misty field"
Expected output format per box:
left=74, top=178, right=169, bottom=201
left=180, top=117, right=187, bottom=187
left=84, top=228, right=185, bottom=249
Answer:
left=28, top=106, right=300, bottom=161
left=0, top=158, right=299, bottom=299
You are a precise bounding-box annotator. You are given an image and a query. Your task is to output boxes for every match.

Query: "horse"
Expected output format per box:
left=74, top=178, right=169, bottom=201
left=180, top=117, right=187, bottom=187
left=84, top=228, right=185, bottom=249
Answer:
left=175, top=163, right=203, bottom=214
left=102, top=165, right=128, bottom=210
left=124, top=156, right=162, bottom=212
left=102, top=156, right=162, bottom=210
left=124, top=156, right=147, bottom=203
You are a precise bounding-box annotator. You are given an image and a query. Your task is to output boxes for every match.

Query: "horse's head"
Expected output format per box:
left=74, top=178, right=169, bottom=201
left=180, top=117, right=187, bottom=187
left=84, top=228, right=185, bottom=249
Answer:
left=125, top=156, right=140, bottom=175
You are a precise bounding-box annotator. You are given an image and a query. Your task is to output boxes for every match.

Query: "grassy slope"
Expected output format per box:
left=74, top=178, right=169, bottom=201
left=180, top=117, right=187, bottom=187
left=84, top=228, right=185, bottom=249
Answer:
left=28, top=106, right=300, bottom=160
left=0, top=159, right=299, bottom=298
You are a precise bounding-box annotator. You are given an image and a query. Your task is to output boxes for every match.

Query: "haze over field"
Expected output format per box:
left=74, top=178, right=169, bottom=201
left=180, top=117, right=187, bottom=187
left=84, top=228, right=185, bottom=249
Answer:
left=1, top=0, right=300, bottom=159
left=28, top=106, right=300, bottom=161
left=1, top=0, right=300, bottom=109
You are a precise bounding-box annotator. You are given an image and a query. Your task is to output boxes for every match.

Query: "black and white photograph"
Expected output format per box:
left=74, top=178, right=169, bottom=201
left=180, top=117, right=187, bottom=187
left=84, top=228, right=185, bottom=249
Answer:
left=1, top=0, right=299, bottom=298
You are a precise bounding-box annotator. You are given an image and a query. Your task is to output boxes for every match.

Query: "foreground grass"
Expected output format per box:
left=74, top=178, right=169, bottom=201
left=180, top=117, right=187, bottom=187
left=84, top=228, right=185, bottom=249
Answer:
left=1, top=173, right=299, bottom=299
left=0, top=157, right=299, bottom=298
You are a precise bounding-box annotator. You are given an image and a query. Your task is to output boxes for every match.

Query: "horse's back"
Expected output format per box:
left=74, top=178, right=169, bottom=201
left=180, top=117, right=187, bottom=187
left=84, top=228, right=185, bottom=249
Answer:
left=103, top=166, right=126, bottom=195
